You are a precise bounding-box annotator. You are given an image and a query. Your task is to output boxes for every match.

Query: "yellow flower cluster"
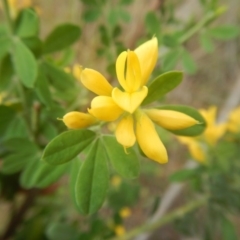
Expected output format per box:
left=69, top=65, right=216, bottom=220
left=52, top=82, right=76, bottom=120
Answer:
left=63, top=38, right=199, bottom=164
left=227, top=106, right=240, bottom=133
left=177, top=106, right=231, bottom=162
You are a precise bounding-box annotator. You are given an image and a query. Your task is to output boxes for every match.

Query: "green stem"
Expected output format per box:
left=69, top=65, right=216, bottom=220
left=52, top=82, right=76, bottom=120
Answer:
left=179, top=11, right=220, bottom=44
left=1, top=0, right=14, bottom=34
left=15, top=79, right=35, bottom=141
left=111, top=196, right=208, bottom=240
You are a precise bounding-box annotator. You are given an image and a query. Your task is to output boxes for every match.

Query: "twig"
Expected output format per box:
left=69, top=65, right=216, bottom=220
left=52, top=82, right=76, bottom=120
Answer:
left=111, top=196, right=208, bottom=240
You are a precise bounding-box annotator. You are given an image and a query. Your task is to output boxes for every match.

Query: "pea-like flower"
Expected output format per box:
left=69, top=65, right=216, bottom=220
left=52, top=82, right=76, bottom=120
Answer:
left=177, top=106, right=226, bottom=162
left=63, top=37, right=199, bottom=164
left=227, top=106, right=240, bottom=133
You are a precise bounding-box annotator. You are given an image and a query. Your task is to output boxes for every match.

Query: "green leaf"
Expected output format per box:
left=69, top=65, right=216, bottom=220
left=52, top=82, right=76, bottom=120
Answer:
left=42, top=129, right=96, bottom=165
left=2, top=153, right=33, bottom=174
left=16, top=8, right=39, bottom=37
left=3, top=116, right=29, bottom=140
left=208, top=25, right=240, bottom=40
left=20, top=157, right=41, bottom=188
left=35, top=68, right=52, bottom=108
left=169, top=169, right=197, bottom=182
left=34, top=161, right=69, bottom=188
left=181, top=49, right=197, bottom=74
left=200, top=32, right=214, bottom=52
left=2, top=138, right=38, bottom=174
left=0, top=105, right=16, bottom=136
left=46, top=223, right=79, bottom=240
left=83, top=8, right=101, bottom=22
left=120, top=0, right=133, bottom=5
left=221, top=217, right=238, bottom=240
left=145, top=12, right=161, bottom=40
left=3, top=137, right=38, bottom=154
left=162, top=34, right=179, bottom=48
left=75, top=140, right=109, bottom=215
left=118, top=9, right=131, bottom=23
left=70, top=158, right=82, bottom=211
left=42, top=60, right=75, bottom=91
left=43, top=24, right=81, bottom=54
left=0, top=36, right=10, bottom=60
left=102, top=135, right=139, bottom=179
left=158, top=105, right=206, bottom=136
left=162, top=49, right=181, bottom=71
left=0, top=55, right=14, bottom=90
left=11, top=38, right=37, bottom=88
left=142, top=71, right=183, bottom=105
left=22, top=37, right=42, bottom=57
left=20, top=158, right=69, bottom=189
left=99, top=25, right=110, bottom=47
left=107, top=9, right=130, bottom=27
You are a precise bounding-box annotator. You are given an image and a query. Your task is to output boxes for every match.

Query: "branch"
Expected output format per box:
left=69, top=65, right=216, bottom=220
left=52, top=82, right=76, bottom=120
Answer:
left=0, top=189, right=40, bottom=240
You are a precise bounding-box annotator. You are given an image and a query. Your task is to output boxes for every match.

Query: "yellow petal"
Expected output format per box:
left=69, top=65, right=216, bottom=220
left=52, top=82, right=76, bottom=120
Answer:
left=227, top=106, right=240, bottom=133
left=63, top=111, right=96, bottom=129
left=115, top=115, right=136, bottom=147
left=88, top=96, right=124, bottom=121
left=188, top=142, right=206, bottom=163
left=80, top=68, right=113, bottom=96
left=119, top=207, right=132, bottom=218
left=136, top=112, right=168, bottom=164
left=204, top=124, right=226, bottom=145
left=125, top=51, right=142, bottom=92
left=73, top=64, right=83, bottom=81
left=177, top=136, right=198, bottom=145
left=116, top=51, right=142, bottom=92
left=116, top=51, right=128, bottom=91
left=114, top=225, right=125, bottom=236
left=145, top=109, right=199, bottom=130
left=134, top=37, right=158, bottom=86
left=199, top=106, right=217, bottom=127
left=177, top=136, right=205, bottom=162
left=112, top=86, right=148, bottom=114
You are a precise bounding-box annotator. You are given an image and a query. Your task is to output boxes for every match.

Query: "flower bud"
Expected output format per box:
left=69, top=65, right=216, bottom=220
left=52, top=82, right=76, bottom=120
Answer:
left=63, top=111, right=96, bottom=129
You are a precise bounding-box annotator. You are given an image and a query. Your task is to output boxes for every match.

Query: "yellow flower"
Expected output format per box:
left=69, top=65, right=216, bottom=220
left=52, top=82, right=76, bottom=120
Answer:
left=177, top=136, right=206, bottom=163
left=227, top=106, right=240, bottom=133
left=199, top=106, right=226, bottom=145
left=114, top=225, right=125, bottom=236
left=177, top=106, right=226, bottom=163
left=62, top=112, right=96, bottom=129
left=119, top=207, right=132, bottom=218
left=111, top=175, right=122, bottom=188
left=6, top=0, right=32, bottom=18
left=63, top=38, right=199, bottom=164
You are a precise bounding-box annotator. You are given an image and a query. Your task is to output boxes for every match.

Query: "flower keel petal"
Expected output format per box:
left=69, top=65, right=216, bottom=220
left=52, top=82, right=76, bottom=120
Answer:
left=115, top=115, right=136, bottom=148
left=136, top=112, right=168, bottom=164
left=63, top=111, right=96, bottom=129
left=88, top=96, right=124, bottom=121
left=145, top=109, right=199, bottom=130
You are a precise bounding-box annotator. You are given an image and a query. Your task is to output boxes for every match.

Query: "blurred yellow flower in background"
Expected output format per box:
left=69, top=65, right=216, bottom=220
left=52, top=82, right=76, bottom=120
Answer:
left=111, top=175, right=122, bottom=188
left=199, top=106, right=226, bottom=145
left=177, top=106, right=226, bottom=163
left=4, top=0, right=32, bottom=18
left=114, top=225, right=125, bottom=236
left=227, top=106, right=240, bottom=133
left=119, top=207, right=132, bottom=218
left=63, top=37, right=199, bottom=164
